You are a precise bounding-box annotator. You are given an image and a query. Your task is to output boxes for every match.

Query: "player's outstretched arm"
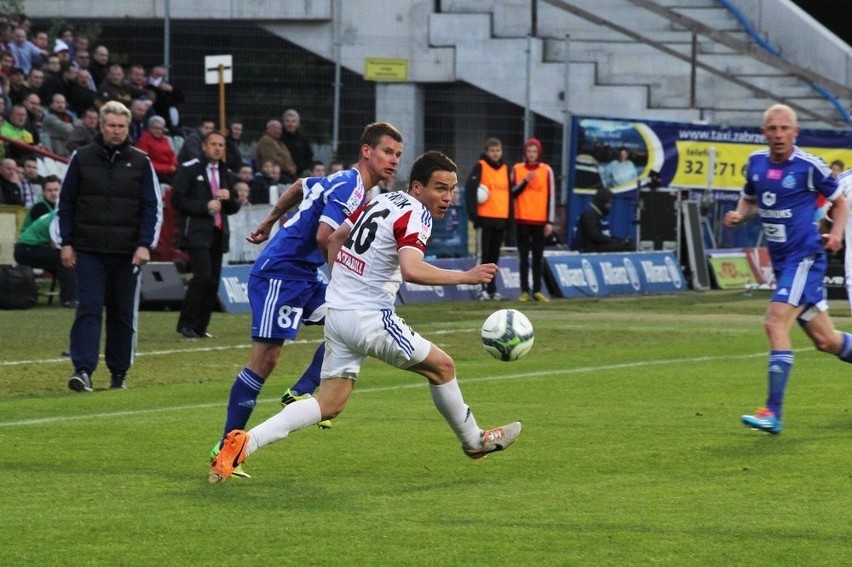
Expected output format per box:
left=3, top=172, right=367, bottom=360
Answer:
left=246, top=178, right=305, bottom=244
left=400, top=248, right=496, bottom=285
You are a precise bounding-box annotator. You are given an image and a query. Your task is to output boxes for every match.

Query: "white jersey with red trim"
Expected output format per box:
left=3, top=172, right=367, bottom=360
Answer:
left=327, top=191, right=431, bottom=310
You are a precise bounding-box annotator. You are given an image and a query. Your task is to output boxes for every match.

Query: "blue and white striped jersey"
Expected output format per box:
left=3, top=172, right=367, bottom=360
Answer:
left=251, top=168, right=366, bottom=281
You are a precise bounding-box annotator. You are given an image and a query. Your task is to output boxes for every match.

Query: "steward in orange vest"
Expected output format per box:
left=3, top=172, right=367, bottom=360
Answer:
left=465, top=137, right=512, bottom=300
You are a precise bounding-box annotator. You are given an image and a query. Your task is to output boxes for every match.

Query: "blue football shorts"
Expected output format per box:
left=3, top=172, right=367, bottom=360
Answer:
left=248, top=275, right=327, bottom=342
left=771, top=253, right=828, bottom=310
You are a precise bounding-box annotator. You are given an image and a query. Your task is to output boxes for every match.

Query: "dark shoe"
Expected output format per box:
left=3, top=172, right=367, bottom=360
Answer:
left=68, top=370, right=92, bottom=393
left=60, top=350, right=71, bottom=357
left=196, top=331, right=213, bottom=339
left=110, top=374, right=127, bottom=390
left=61, top=300, right=79, bottom=308
left=178, top=327, right=200, bottom=339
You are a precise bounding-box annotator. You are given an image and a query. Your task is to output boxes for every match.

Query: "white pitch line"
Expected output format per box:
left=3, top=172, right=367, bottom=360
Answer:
left=0, top=350, right=773, bottom=428
left=0, top=330, right=466, bottom=367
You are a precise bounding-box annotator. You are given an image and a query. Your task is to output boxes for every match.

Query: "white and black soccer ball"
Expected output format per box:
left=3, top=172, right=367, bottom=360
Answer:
left=481, top=309, right=534, bottom=362
left=476, top=184, right=490, bottom=204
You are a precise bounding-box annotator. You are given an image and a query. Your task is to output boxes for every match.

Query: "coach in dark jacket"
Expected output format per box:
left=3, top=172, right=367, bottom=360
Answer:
left=171, top=131, right=240, bottom=339
left=58, top=101, right=163, bottom=392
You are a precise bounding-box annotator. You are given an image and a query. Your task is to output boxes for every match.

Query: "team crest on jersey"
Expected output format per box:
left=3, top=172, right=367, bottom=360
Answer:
left=782, top=174, right=796, bottom=189
left=344, top=186, right=365, bottom=213
left=762, top=192, right=776, bottom=207
left=417, top=224, right=429, bottom=246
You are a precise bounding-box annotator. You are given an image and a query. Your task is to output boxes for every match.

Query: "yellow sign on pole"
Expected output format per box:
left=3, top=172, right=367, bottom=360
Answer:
left=364, top=58, right=409, bottom=81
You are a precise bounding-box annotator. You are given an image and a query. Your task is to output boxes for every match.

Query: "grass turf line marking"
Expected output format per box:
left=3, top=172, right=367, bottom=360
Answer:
left=0, top=330, right=467, bottom=367
left=1, top=349, right=773, bottom=428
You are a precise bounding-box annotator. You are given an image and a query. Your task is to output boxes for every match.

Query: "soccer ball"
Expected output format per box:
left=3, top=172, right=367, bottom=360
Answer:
left=476, top=184, right=489, bottom=204
left=481, top=309, right=535, bottom=362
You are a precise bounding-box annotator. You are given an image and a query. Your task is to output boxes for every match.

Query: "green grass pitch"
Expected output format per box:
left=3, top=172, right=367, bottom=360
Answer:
left=1, top=291, right=849, bottom=566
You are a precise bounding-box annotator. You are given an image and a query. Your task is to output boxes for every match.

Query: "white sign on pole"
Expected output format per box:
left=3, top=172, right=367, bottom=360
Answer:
left=204, top=55, right=233, bottom=85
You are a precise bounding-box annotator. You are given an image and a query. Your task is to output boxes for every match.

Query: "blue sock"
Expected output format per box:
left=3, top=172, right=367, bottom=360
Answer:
left=766, top=350, right=793, bottom=419
left=222, top=368, right=264, bottom=440
left=289, top=342, right=325, bottom=395
left=837, top=333, right=852, bottom=363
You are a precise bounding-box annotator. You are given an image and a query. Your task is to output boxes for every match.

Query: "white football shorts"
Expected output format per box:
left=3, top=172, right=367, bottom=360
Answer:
left=321, top=308, right=432, bottom=379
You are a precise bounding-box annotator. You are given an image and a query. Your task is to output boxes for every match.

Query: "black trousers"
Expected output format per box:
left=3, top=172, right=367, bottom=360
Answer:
left=14, top=243, right=77, bottom=303
left=516, top=223, right=545, bottom=294
left=479, top=226, right=505, bottom=295
left=178, top=231, right=224, bottom=334
left=70, top=251, right=139, bottom=376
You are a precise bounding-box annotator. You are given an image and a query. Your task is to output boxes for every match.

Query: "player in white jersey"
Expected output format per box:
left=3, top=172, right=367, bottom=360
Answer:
left=837, top=168, right=852, bottom=314
left=724, top=104, right=852, bottom=435
left=208, top=122, right=403, bottom=478
left=210, top=151, right=522, bottom=482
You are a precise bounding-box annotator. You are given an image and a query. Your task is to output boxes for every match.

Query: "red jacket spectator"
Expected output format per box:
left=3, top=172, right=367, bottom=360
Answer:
left=135, top=122, right=177, bottom=184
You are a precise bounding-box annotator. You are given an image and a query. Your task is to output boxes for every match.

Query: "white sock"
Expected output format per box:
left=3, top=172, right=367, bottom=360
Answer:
left=246, top=397, right=322, bottom=457
left=429, top=378, right=482, bottom=450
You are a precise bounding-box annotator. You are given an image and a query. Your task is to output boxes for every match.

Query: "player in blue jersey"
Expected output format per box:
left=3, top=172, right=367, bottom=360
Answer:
left=724, top=104, right=850, bottom=434
left=209, top=122, right=403, bottom=475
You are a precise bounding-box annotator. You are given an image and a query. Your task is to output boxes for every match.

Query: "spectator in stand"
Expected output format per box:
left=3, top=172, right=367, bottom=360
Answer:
left=281, top=108, right=313, bottom=175
left=234, top=162, right=251, bottom=182
left=0, top=22, right=11, bottom=52
left=224, top=117, right=244, bottom=173
left=310, top=160, right=326, bottom=177
left=18, top=154, right=42, bottom=208
left=177, top=116, right=215, bottom=163
left=98, top=64, right=138, bottom=106
left=146, top=65, right=183, bottom=132
left=42, top=92, right=78, bottom=157
left=53, top=39, right=71, bottom=65
left=9, top=26, right=41, bottom=75
left=255, top=119, right=297, bottom=183
left=249, top=158, right=278, bottom=205
left=31, top=30, right=50, bottom=59
left=39, top=54, right=63, bottom=102
left=15, top=198, right=78, bottom=307
left=135, top=115, right=177, bottom=185
left=57, top=28, right=74, bottom=57
left=65, top=69, right=97, bottom=117
left=234, top=180, right=250, bottom=206
left=172, top=131, right=240, bottom=339
left=72, top=36, right=89, bottom=63
left=71, top=49, right=90, bottom=73
left=128, top=97, right=148, bottom=143
left=0, top=157, right=24, bottom=205
left=21, top=171, right=55, bottom=231
left=0, top=50, right=15, bottom=78
left=329, top=160, right=345, bottom=174
left=1, top=104, right=35, bottom=160
left=26, top=66, right=45, bottom=99
left=511, top=137, right=555, bottom=303
left=21, top=91, right=42, bottom=143
left=66, top=106, right=98, bottom=153
left=7, top=66, right=29, bottom=105
left=89, top=45, right=109, bottom=88
left=128, top=64, right=146, bottom=92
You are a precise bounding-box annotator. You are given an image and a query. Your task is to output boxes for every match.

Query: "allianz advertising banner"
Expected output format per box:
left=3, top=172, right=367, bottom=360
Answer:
left=545, top=251, right=686, bottom=298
